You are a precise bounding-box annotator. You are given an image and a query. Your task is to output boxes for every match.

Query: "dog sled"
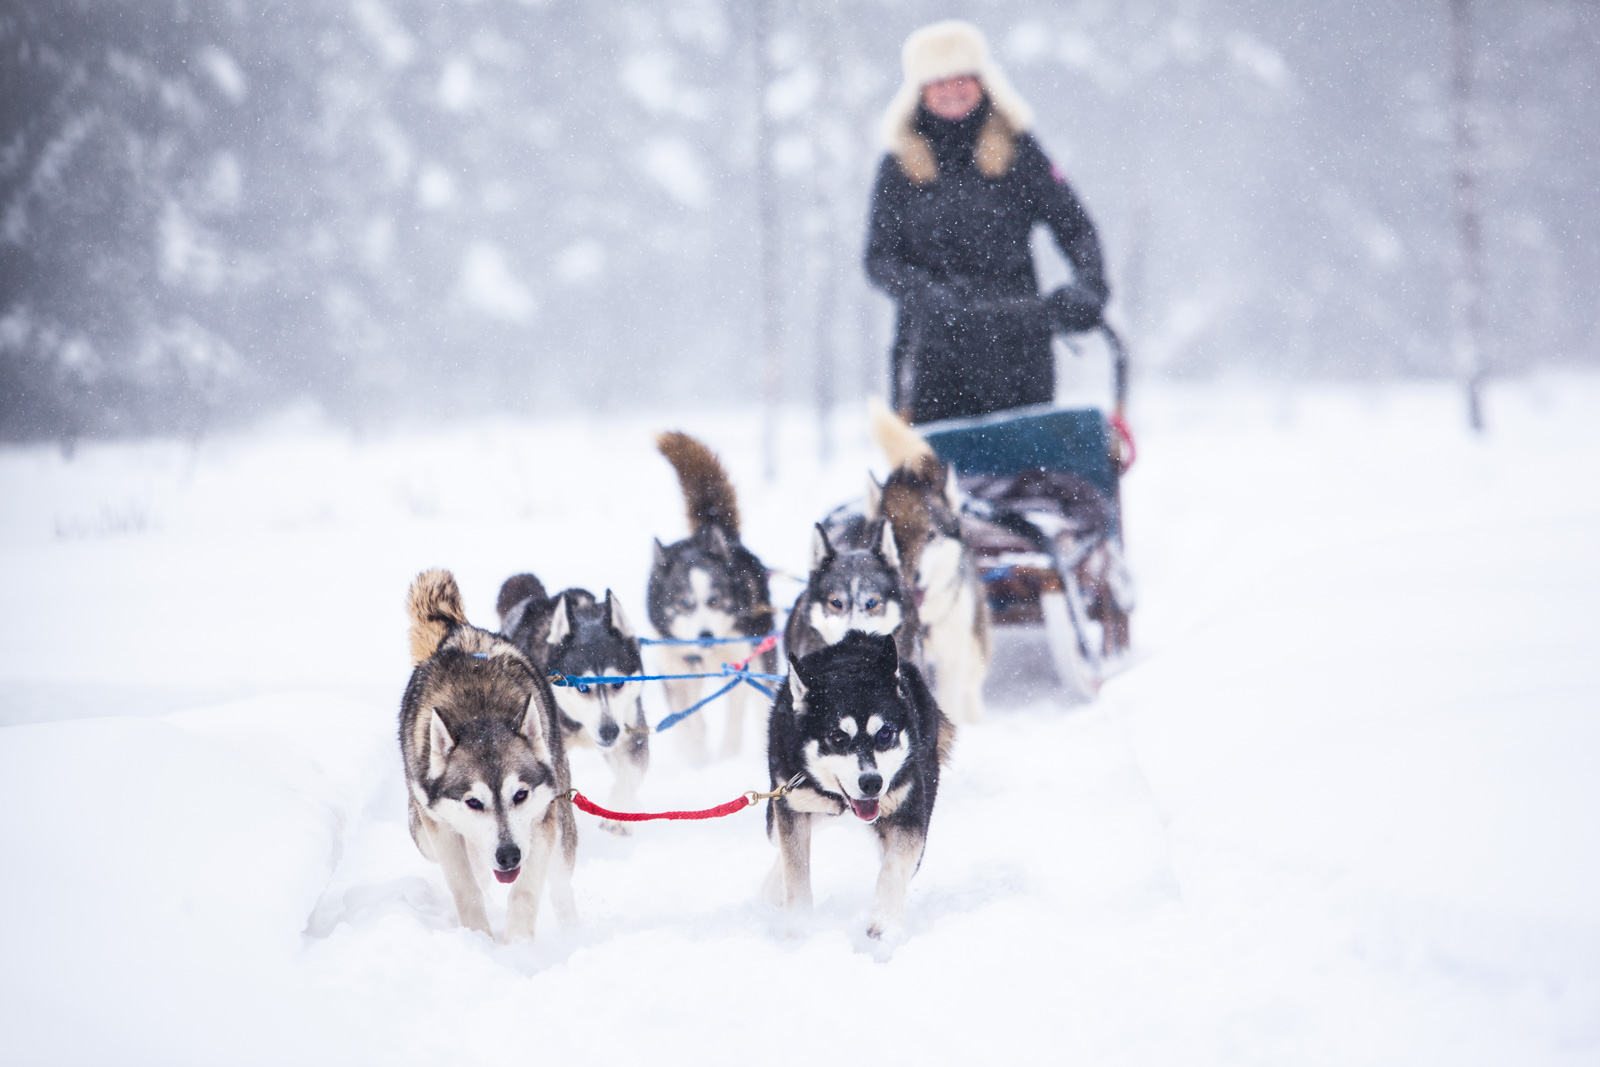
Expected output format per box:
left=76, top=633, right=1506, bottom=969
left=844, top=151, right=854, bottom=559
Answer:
left=919, top=325, right=1135, bottom=701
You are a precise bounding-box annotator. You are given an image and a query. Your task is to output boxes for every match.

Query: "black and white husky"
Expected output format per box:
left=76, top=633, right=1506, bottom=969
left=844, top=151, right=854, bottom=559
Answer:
left=400, top=568, right=577, bottom=941
left=498, top=574, right=649, bottom=834
left=648, top=431, right=776, bottom=762
left=783, top=518, right=918, bottom=662
left=765, top=631, right=954, bottom=939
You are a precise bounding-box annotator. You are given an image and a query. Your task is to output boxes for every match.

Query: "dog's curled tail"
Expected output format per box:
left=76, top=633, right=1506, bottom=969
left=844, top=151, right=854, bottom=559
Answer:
left=408, top=568, right=469, bottom=664
left=496, top=572, right=548, bottom=622
left=868, top=397, right=942, bottom=483
left=657, top=431, right=740, bottom=537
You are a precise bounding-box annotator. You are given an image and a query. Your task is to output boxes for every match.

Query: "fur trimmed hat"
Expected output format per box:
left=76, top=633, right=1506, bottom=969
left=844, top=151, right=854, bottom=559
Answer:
left=879, top=20, right=1035, bottom=149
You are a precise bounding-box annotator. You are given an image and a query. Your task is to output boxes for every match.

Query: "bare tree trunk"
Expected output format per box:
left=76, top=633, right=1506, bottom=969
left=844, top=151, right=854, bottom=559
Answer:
left=755, top=0, right=782, bottom=479
left=1449, top=0, right=1487, bottom=432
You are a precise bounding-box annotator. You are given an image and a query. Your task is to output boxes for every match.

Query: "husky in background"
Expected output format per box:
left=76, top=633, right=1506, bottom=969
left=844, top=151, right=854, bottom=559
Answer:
left=648, top=431, right=776, bottom=762
left=869, top=401, right=992, bottom=725
left=400, top=568, right=577, bottom=941
left=498, top=575, right=649, bottom=835
left=784, top=518, right=918, bottom=663
left=765, top=631, right=953, bottom=939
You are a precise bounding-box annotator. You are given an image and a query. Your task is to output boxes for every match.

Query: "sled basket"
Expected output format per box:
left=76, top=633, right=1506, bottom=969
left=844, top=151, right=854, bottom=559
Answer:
left=920, top=405, right=1118, bottom=504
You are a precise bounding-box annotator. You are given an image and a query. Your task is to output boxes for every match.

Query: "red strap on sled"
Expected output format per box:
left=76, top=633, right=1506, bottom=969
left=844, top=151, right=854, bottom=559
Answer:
left=567, top=790, right=753, bottom=822
left=1110, top=411, right=1137, bottom=472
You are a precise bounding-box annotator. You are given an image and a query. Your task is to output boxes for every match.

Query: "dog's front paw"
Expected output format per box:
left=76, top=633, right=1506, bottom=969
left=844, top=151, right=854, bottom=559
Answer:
left=599, top=819, right=633, bottom=837
left=866, top=916, right=905, bottom=943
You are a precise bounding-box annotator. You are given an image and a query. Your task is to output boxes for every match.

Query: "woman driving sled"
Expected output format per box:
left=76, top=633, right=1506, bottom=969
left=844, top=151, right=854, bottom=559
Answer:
left=866, top=20, right=1109, bottom=425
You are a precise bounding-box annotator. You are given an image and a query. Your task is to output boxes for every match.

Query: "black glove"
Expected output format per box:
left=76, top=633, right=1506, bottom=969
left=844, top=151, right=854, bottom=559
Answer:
left=1045, top=285, right=1103, bottom=334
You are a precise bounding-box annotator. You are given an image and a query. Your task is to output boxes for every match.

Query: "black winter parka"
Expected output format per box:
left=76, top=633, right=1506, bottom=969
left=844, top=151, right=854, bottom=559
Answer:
left=865, top=102, right=1108, bottom=424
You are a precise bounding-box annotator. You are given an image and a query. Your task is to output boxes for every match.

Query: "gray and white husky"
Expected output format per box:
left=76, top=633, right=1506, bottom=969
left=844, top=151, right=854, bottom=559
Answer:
left=647, top=431, right=776, bottom=762
left=498, top=575, right=649, bottom=834
left=400, top=568, right=577, bottom=941
left=765, top=631, right=954, bottom=939
left=870, top=401, right=992, bottom=724
left=783, top=517, right=918, bottom=663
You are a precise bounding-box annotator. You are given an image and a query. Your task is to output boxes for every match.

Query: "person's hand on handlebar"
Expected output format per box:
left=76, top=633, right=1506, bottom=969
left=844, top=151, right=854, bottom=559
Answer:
left=1045, top=284, right=1103, bottom=334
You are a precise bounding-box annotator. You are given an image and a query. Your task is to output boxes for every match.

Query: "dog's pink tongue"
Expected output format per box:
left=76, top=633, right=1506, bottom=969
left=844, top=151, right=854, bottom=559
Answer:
left=848, top=797, right=880, bottom=822
left=494, top=867, right=520, bottom=884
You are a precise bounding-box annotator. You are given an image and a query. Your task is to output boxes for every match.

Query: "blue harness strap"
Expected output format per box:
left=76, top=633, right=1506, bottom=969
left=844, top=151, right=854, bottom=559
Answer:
left=547, top=667, right=780, bottom=732
left=636, top=631, right=783, bottom=648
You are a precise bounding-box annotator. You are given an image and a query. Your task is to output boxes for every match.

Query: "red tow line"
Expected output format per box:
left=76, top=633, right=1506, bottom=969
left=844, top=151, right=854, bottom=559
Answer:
left=562, top=771, right=805, bottom=824
left=567, top=790, right=755, bottom=822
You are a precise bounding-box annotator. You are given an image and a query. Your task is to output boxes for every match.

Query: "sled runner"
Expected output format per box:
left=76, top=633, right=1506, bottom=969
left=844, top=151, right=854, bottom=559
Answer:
left=919, top=325, right=1135, bottom=701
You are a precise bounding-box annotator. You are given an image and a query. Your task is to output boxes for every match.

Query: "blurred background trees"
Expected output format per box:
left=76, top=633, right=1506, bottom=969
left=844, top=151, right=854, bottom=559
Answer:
left=2, top=0, right=1596, bottom=442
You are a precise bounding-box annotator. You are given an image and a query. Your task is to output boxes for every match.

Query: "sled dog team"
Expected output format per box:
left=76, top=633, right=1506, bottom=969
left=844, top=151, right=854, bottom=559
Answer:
left=400, top=408, right=987, bottom=941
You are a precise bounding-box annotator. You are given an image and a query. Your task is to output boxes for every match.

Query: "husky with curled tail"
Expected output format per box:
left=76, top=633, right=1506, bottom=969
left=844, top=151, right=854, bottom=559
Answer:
left=869, top=399, right=992, bottom=724
left=400, top=568, right=577, bottom=940
left=498, top=575, right=650, bottom=835
left=647, top=431, right=776, bottom=762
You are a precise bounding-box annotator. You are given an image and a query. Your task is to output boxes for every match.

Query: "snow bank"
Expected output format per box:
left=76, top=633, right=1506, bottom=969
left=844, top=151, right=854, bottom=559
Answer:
left=1, top=376, right=1596, bottom=1063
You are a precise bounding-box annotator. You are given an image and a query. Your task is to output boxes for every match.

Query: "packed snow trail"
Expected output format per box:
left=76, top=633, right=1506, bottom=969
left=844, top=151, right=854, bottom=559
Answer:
left=1, top=377, right=1596, bottom=1064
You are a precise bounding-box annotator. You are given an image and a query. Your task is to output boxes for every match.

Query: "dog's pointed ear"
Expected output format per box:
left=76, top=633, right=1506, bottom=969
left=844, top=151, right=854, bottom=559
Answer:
left=869, top=632, right=900, bottom=677
left=707, top=525, right=733, bottom=561
left=427, top=708, right=455, bottom=780
left=786, top=654, right=808, bottom=712
left=516, top=690, right=552, bottom=760
left=810, top=523, right=834, bottom=568
left=546, top=593, right=572, bottom=646
left=652, top=538, right=669, bottom=570
left=604, top=589, right=634, bottom=640
left=863, top=473, right=883, bottom=520
left=943, top=463, right=960, bottom=509
left=874, top=517, right=901, bottom=571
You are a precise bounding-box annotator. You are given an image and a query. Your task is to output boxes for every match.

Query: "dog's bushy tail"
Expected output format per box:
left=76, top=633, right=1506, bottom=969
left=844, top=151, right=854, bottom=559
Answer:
left=657, top=431, right=740, bottom=537
left=868, top=397, right=942, bottom=483
left=408, top=568, right=469, bottom=664
left=496, top=573, right=548, bottom=621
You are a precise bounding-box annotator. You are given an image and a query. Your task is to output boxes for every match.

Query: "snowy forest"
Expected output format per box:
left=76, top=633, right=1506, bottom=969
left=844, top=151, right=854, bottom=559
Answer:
left=2, top=0, right=1597, bottom=439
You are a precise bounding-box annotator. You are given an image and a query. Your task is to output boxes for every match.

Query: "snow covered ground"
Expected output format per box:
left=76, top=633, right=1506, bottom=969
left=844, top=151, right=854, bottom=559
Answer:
left=2, top=374, right=1597, bottom=1064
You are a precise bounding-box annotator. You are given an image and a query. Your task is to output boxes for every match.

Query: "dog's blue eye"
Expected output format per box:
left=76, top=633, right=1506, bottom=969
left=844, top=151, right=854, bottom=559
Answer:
left=876, top=728, right=898, bottom=750
left=465, top=797, right=485, bottom=811
left=864, top=598, right=880, bottom=610
left=706, top=595, right=720, bottom=607
left=512, top=789, right=529, bottom=805
left=829, top=598, right=844, bottom=610
left=678, top=598, right=694, bottom=611
left=610, top=682, right=624, bottom=693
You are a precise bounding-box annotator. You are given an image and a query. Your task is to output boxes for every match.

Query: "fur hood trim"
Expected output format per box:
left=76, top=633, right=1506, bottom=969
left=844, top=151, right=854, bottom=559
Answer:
left=880, top=20, right=1034, bottom=182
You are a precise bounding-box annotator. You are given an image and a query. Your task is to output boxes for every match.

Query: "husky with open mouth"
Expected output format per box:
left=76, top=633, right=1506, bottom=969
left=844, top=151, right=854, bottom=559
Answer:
left=764, top=630, right=953, bottom=939
left=400, top=568, right=577, bottom=941
left=498, top=575, right=649, bottom=834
